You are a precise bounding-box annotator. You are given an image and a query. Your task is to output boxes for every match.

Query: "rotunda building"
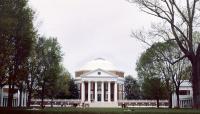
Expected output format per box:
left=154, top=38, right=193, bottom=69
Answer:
left=75, top=58, right=125, bottom=107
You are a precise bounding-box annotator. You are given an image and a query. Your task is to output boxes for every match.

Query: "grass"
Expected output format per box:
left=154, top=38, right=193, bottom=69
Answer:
left=1, top=107, right=200, bottom=114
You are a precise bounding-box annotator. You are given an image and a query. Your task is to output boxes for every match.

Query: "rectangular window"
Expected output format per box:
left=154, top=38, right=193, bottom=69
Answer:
left=179, top=90, right=190, bottom=95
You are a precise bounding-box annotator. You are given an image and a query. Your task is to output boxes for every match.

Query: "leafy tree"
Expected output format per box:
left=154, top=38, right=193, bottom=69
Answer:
left=25, top=47, right=39, bottom=107
left=68, top=79, right=79, bottom=99
left=0, top=0, right=36, bottom=107
left=35, top=37, right=63, bottom=108
left=124, top=75, right=140, bottom=99
left=142, top=77, right=167, bottom=108
left=55, top=70, right=71, bottom=99
left=130, top=0, right=200, bottom=108
left=136, top=41, right=190, bottom=108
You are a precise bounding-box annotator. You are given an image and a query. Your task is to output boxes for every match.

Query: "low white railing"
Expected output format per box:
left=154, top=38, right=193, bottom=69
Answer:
left=30, top=99, right=169, bottom=108
left=118, top=100, right=168, bottom=108
left=30, top=99, right=81, bottom=107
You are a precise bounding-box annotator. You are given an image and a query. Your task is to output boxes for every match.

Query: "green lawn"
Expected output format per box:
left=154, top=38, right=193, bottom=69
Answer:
left=1, top=107, right=200, bottom=114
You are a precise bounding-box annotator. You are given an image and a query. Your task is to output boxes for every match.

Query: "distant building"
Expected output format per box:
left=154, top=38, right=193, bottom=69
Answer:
left=0, top=85, right=27, bottom=107
left=172, top=80, right=193, bottom=108
left=75, top=58, right=125, bottom=107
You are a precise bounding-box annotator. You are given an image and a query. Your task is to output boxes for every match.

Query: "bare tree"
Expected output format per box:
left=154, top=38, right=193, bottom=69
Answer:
left=130, top=0, right=200, bottom=108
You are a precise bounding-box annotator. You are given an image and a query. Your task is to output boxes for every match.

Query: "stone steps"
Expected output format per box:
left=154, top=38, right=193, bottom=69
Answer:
left=87, top=102, right=118, bottom=107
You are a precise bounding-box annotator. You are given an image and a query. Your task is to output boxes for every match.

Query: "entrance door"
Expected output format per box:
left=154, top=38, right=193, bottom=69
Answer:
left=97, top=94, right=101, bottom=101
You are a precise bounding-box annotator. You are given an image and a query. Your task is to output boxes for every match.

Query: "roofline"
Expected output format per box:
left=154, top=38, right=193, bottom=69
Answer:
left=80, top=68, right=119, bottom=77
left=76, top=69, right=124, bottom=73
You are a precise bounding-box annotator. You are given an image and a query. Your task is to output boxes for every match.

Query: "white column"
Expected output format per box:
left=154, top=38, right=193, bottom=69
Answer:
left=101, top=82, right=104, bottom=102
left=25, top=91, right=27, bottom=107
left=122, top=84, right=125, bottom=100
left=108, top=82, right=111, bottom=102
left=88, top=81, right=91, bottom=102
left=1, top=87, right=3, bottom=106
left=81, top=82, right=85, bottom=102
left=95, top=82, right=97, bottom=102
left=17, top=90, right=20, bottom=106
left=21, top=91, right=24, bottom=106
left=23, top=91, right=25, bottom=107
left=114, top=82, right=117, bottom=102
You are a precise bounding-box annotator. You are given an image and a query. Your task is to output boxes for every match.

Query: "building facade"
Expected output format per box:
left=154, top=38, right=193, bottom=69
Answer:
left=75, top=58, right=125, bottom=107
left=172, top=80, right=193, bottom=108
left=0, top=85, right=27, bottom=107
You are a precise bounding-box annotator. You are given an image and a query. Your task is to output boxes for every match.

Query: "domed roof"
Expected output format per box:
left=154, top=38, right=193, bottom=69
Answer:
left=78, top=58, right=118, bottom=71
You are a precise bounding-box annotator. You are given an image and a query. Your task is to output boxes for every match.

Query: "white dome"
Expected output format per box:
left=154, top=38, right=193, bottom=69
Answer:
left=79, top=58, right=118, bottom=71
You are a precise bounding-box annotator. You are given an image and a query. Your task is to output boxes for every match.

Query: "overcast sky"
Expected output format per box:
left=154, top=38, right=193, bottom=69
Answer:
left=28, top=0, right=157, bottom=78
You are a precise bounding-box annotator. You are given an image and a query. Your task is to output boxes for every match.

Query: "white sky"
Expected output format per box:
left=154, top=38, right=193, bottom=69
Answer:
left=29, top=0, right=157, bottom=78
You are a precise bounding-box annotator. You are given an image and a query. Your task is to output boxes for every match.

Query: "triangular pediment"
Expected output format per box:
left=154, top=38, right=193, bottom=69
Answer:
left=80, top=69, right=117, bottom=78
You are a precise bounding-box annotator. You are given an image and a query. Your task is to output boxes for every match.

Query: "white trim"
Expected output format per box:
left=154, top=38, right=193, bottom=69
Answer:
left=114, top=82, right=117, bottom=102
left=108, top=82, right=111, bottom=102
left=81, top=82, right=85, bottom=102
left=80, top=69, right=118, bottom=78
left=88, top=81, right=91, bottom=103
left=95, top=82, right=97, bottom=102
left=101, top=82, right=104, bottom=102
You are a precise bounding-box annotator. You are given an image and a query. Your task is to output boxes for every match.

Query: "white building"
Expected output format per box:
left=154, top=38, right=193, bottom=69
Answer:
left=0, top=85, right=27, bottom=107
left=172, top=80, right=193, bottom=108
left=75, top=58, right=125, bottom=107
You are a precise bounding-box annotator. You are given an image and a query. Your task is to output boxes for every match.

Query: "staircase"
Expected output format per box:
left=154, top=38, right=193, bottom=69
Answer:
left=87, top=102, right=118, bottom=107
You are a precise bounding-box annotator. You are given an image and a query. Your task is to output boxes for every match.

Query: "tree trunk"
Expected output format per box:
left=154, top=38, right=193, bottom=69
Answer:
left=41, top=83, right=45, bottom=109
left=168, top=92, right=172, bottom=108
left=26, top=77, right=33, bottom=107
left=192, top=57, right=200, bottom=109
left=51, top=98, right=53, bottom=107
left=156, top=98, right=159, bottom=108
left=7, top=76, right=13, bottom=108
left=176, top=89, right=180, bottom=108
left=166, top=79, right=172, bottom=108
left=27, top=89, right=32, bottom=107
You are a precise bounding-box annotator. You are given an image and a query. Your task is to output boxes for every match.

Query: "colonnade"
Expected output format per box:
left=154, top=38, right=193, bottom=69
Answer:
left=0, top=87, right=27, bottom=107
left=81, top=81, right=119, bottom=102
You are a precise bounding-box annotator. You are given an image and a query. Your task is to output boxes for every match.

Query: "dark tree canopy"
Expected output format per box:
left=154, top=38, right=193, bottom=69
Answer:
left=0, top=0, right=36, bottom=107
left=124, top=75, right=140, bottom=99
left=68, top=79, right=79, bottom=99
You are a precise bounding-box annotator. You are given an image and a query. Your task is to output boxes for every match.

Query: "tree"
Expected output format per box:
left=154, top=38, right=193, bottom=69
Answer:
left=0, top=0, right=36, bottom=107
left=142, top=77, right=167, bottom=108
left=35, top=37, right=63, bottom=108
left=55, top=70, right=71, bottom=99
left=154, top=41, right=190, bottom=108
left=25, top=47, right=39, bottom=107
left=136, top=44, right=168, bottom=108
left=129, top=0, right=200, bottom=108
left=136, top=41, right=190, bottom=108
left=124, top=75, right=140, bottom=99
left=68, top=79, right=79, bottom=99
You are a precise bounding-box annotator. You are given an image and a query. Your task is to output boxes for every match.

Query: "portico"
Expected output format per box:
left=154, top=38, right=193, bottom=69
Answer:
left=80, top=81, right=119, bottom=103
left=75, top=58, right=125, bottom=107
